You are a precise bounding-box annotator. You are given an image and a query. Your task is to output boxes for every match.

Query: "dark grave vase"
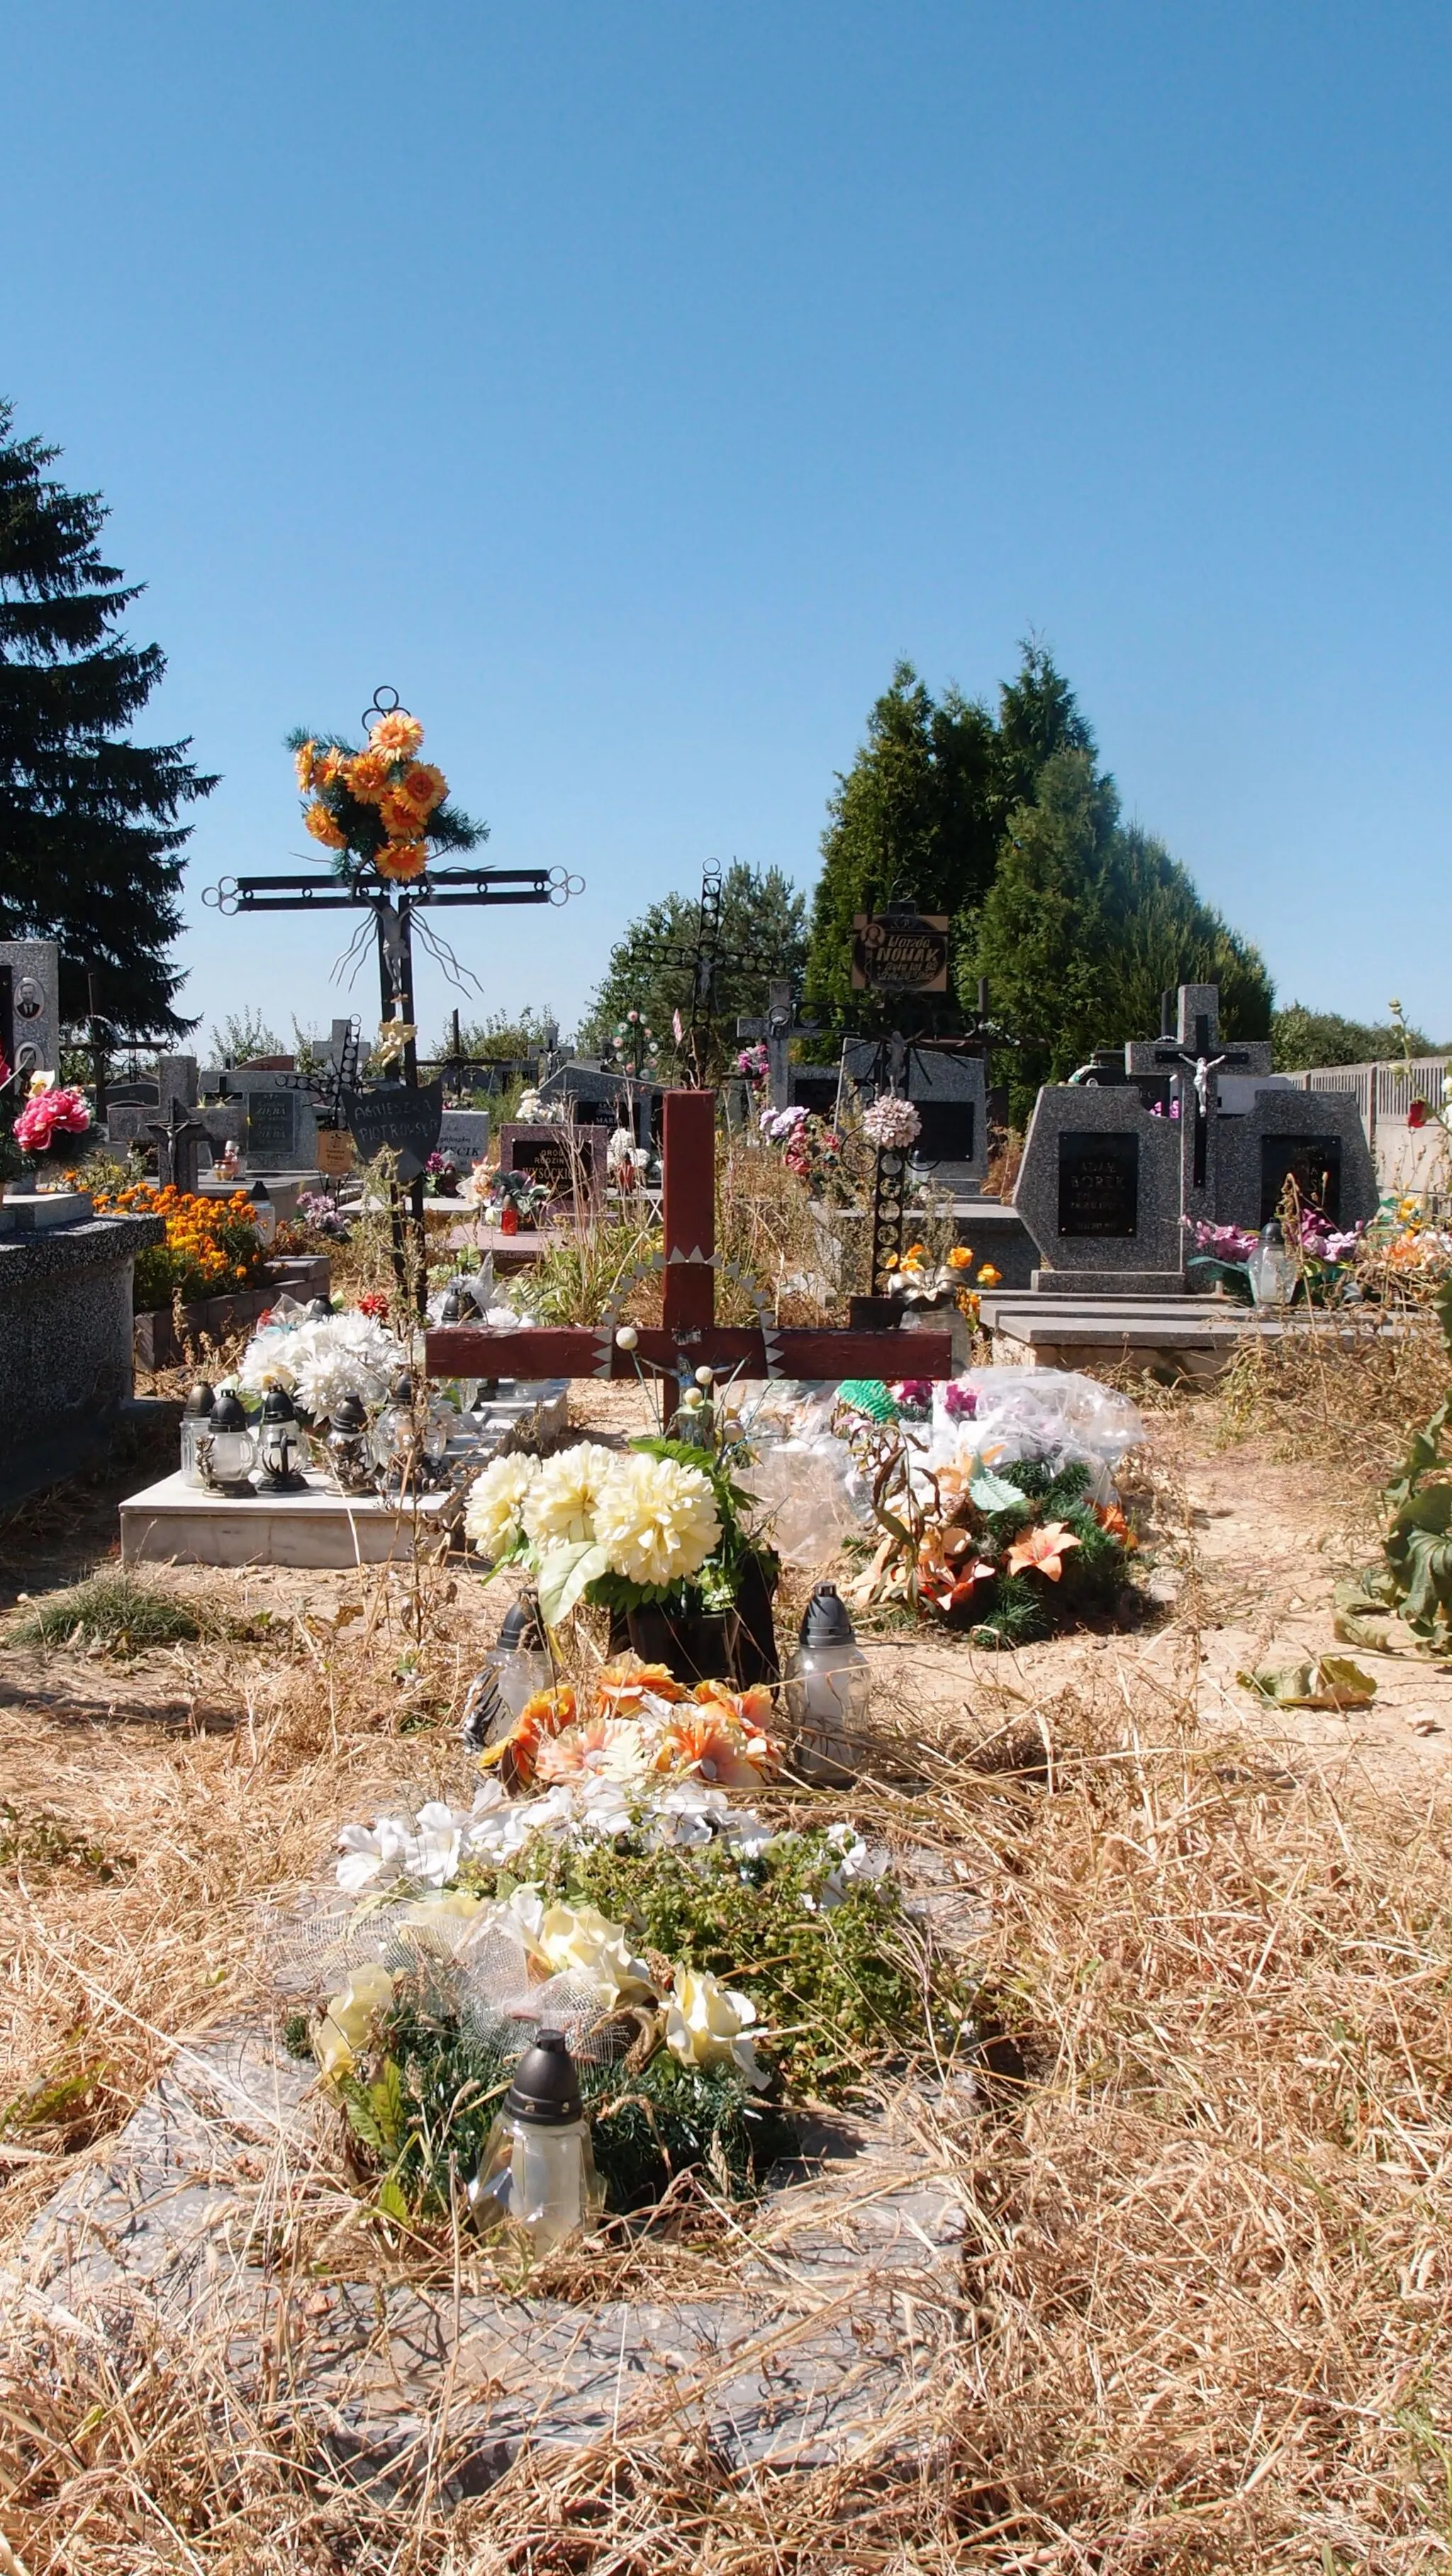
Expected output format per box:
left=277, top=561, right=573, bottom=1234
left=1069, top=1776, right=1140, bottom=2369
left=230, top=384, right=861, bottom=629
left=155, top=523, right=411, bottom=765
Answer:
left=847, top=1294, right=903, bottom=1332
left=608, top=1554, right=781, bottom=1689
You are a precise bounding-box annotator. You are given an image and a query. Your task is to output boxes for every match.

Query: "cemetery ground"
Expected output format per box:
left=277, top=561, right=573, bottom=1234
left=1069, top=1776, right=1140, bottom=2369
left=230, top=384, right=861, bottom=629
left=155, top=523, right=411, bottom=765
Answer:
left=0, top=1333, right=1447, bottom=2569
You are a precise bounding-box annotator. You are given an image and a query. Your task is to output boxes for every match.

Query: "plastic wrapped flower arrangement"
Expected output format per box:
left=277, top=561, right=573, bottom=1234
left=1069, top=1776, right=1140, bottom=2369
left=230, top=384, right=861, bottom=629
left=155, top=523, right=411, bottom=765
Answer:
left=272, top=1654, right=974, bottom=2239
left=837, top=1369, right=1145, bottom=1644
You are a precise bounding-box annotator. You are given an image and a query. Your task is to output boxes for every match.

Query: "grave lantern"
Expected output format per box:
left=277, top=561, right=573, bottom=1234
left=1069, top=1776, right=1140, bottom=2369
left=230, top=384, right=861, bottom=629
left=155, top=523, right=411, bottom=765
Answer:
left=257, top=1385, right=307, bottom=1491
left=196, top=1388, right=256, bottom=1494
left=469, top=2029, right=601, bottom=2252
left=304, top=1295, right=334, bottom=1323
left=179, top=1381, right=216, bottom=1488
left=1248, top=1219, right=1297, bottom=1309
left=488, top=1596, right=551, bottom=1715
left=324, top=1391, right=375, bottom=1495
left=247, top=1180, right=277, bottom=1247
left=784, top=1583, right=871, bottom=1784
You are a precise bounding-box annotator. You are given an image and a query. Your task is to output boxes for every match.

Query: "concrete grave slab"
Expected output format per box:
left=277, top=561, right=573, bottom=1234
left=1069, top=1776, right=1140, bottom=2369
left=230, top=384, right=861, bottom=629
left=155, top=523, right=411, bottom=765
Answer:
left=18, top=2015, right=968, bottom=2492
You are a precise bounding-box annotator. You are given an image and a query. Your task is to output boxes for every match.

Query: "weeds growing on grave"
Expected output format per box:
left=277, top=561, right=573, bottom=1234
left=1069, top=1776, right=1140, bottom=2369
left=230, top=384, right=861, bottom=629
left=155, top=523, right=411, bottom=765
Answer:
left=9, top=1570, right=213, bottom=1653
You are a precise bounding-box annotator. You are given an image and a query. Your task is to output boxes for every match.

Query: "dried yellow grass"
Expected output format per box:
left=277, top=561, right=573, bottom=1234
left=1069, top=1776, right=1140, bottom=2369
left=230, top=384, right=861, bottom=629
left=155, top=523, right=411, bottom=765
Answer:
left=0, top=1439, right=1447, bottom=2567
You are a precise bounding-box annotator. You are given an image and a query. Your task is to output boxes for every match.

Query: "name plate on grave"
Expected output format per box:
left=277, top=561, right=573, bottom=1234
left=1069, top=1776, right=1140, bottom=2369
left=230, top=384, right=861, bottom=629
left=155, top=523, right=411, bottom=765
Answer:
left=245, top=1089, right=303, bottom=1167
left=850, top=912, right=950, bottom=994
left=342, top=1080, right=444, bottom=1183
left=510, top=1133, right=579, bottom=1197
left=314, top=1127, right=355, bottom=1178
left=1260, top=1136, right=1342, bottom=1227
left=1058, top=1132, right=1139, bottom=1238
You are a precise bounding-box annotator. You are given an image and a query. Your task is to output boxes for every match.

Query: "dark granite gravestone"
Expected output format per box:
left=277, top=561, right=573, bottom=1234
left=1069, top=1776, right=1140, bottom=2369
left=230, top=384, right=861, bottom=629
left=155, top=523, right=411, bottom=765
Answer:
left=788, top=1066, right=842, bottom=1119
left=1216, top=1087, right=1377, bottom=1236
left=245, top=1087, right=307, bottom=1170
left=499, top=1120, right=607, bottom=1204
left=842, top=1038, right=988, bottom=1187
left=1012, top=1083, right=1184, bottom=1292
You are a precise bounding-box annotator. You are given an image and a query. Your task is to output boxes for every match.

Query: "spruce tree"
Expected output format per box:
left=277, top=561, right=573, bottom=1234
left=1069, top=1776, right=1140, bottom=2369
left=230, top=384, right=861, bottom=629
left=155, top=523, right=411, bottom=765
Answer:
left=803, top=644, right=1092, bottom=1031
left=0, top=401, right=216, bottom=1036
left=581, top=861, right=807, bottom=1073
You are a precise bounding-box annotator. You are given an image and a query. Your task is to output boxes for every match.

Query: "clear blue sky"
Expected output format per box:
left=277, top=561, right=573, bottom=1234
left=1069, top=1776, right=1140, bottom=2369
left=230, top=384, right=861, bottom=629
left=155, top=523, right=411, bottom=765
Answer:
left=4, top=1, right=1450, bottom=1049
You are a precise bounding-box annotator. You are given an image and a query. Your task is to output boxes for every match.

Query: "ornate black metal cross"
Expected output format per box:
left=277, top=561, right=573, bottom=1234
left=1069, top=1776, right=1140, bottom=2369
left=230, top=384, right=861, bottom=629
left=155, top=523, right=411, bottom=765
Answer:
left=735, top=978, right=820, bottom=1112
left=642, top=863, right=780, bottom=1083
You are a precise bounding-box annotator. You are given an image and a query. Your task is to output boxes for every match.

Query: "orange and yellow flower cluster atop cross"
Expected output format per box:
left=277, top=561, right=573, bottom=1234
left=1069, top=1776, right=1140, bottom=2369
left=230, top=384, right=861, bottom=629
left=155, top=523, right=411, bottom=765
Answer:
left=291, top=700, right=474, bottom=886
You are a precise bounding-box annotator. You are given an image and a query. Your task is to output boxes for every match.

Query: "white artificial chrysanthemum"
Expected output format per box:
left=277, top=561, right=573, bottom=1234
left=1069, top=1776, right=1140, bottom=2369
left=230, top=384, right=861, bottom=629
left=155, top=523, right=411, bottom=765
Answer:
left=238, top=1322, right=303, bottom=1399
left=593, top=1452, right=721, bottom=1589
left=290, top=1313, right=405, bottom=1417
left=664, top=1967, right=766, bottom=2086
left=464, top=1451, right=541, bottom=1558
left=520, top=1442, right=616, bottom=1549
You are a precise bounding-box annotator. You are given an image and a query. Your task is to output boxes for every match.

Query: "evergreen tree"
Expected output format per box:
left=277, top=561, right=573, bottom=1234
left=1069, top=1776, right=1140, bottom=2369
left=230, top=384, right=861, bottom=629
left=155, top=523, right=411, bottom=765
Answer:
left=968, top=751, right=1273, bottom=1124
left=1270, top=1003, right=1431, bottom=1070
left=0, top=400, right=216, bottom=1036
left=581, top=862, right=807, bottom=1074
left=803, top=644, right=1090, bottom=1030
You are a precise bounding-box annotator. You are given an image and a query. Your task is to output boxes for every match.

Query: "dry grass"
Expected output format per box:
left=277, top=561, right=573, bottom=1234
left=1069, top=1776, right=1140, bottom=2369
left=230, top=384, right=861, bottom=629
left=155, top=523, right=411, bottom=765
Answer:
left=0, top=1406, right=1448, bottom=2567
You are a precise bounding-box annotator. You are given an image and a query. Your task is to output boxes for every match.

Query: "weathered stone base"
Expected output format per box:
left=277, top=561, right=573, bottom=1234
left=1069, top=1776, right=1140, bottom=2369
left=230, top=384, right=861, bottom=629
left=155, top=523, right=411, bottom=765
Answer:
left=16, top=2021, right=969, bottom=2497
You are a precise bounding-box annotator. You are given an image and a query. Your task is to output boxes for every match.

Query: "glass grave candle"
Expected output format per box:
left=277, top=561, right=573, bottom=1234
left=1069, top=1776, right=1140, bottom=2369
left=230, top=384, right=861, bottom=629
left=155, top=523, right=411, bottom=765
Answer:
left=783, top=1583, right=871, bottom=1784
left=179, top=1381, right=216, bottom=1488
left=469, top=2030, right=601, bottom=2253
left=194, top=1388, right=256, bottom=1494
left=256, top=1385, right=308, bottom=1492
left=325, top=1391, right=376, bottom=1495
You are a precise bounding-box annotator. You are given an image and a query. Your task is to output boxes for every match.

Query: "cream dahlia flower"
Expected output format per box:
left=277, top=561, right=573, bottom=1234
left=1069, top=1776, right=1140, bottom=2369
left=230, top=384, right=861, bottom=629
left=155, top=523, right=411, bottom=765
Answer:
left=593, top=1453, right=720, bottom=1589
left=464, top=1452, right=541, bottom=1558
left=520, top=1441, right=616, bottom=1549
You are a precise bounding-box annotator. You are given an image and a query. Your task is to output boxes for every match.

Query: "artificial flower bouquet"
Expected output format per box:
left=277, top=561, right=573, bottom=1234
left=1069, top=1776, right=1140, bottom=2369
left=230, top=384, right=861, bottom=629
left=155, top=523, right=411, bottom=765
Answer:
left=10, top=1075, right=91, bottom=1182
left=465, top=1424, right=776, bottom=1649
left=466, top=1165, right=550, bottom=1233
left=841, top=1402, right=1139, bottom=1642
left=289, top=700, right=483, bottom=888
left=276, top=1686, right=968, bottom=2227
left=236, top=1299, right=407, bottom=1419
left=757, top=1102, right=849, bottom=1197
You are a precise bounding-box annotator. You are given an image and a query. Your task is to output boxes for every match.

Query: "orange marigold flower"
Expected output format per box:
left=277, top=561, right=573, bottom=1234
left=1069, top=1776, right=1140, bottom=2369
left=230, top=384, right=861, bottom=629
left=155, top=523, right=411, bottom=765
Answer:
left=375, top=839, right=428, bottom=883
left=305, top=800, right=347, bottom=851
left=345, top=749, right=393, bottom=804
left=369, top=711, right=424, bottom=757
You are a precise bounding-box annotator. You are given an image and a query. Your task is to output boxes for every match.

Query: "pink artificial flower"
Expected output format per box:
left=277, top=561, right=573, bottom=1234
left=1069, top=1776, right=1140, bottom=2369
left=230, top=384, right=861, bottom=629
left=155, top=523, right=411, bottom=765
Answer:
left=943, top=1380, right=978, bottom=1421
left=13, top=1085, right=89, bottom=1155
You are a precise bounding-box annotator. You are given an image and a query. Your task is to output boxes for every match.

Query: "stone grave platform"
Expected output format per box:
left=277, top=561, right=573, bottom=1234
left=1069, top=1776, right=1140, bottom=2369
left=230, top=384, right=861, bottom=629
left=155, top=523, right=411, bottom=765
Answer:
left=977, top=1289, right=1396, bottom=1377
left=15, top=2016, right=968, bottom=2496
left=121, top=1382, right=569, bottom=1567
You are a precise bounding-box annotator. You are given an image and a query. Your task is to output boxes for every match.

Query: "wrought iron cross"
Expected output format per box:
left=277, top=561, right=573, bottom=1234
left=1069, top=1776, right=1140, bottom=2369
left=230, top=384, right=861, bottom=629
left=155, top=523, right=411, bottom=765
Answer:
left=735, top=978, right=820, bottom=1112
left=642, top=863, right=781, bottom=1083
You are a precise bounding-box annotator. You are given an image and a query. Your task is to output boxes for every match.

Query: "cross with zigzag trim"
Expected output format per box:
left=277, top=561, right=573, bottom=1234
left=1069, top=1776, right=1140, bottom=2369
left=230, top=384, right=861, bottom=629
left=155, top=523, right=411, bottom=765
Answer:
left=424, top=1090, right=954, bottom=1389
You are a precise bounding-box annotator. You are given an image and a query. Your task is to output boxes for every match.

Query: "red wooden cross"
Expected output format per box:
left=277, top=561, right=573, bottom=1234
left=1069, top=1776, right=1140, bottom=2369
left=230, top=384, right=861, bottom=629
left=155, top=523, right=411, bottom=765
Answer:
left=424, top=1089, right=954, bottom=1386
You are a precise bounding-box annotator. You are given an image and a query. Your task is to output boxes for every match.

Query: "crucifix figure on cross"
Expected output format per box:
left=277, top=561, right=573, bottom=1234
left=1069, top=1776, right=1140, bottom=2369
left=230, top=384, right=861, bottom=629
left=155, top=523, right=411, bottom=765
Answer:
left=426, top=1090, right=955, bottom=1394
left=147, top=1098, right=209, bottom=1195
left=1125, top=982, right=1273, bottom=1216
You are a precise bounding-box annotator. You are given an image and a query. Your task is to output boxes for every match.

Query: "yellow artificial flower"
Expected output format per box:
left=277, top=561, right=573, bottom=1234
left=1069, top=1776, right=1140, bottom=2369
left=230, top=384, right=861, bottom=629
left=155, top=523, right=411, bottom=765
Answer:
left=946, top=1245, right=973, bottom=1270
left=976, top=1262, right=1001, bottom=1287
left=345, top=748, right=393, bottom=804
left=375, top=839, right=428, bottom=883
left=305, top=800, right=347, bottom=851
left=313, top=1963, right=396, bottom=2084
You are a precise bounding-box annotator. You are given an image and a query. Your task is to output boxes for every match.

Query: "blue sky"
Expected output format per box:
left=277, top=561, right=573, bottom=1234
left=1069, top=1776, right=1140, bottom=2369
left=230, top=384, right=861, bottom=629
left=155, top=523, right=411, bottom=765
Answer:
left=4, top=1, right=1450, bottom=1048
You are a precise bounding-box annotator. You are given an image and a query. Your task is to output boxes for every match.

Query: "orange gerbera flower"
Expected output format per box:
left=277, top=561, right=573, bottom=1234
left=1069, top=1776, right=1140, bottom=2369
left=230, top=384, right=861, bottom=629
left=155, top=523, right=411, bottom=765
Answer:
left=379, top=790, right=425, bottom=840
left=304, top=800, right=347, bottom=851
left=369, top=711, right=425, bottom=757
left=391, top=761, right=447, bottom=817
left=345, top=749, right=393, bottom=803
left=660, top=1710, right=782, bottom=1788
left=375, top=840, right=428, bottom=883
left=595, top=1652, right=687, bottom=1713
left=315, top=746, right=349, bottom=788
left=1005, top=1521, right=1081, bottom=1582
left=294, top=739, right=319, bottom=791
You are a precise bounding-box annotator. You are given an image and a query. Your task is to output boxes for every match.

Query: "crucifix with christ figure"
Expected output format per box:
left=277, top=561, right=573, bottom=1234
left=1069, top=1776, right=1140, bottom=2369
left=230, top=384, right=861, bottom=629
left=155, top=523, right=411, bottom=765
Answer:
left=425, top=1090, right=954, bottom=1390
left=1126, top=982, right=1273, bottom=1221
